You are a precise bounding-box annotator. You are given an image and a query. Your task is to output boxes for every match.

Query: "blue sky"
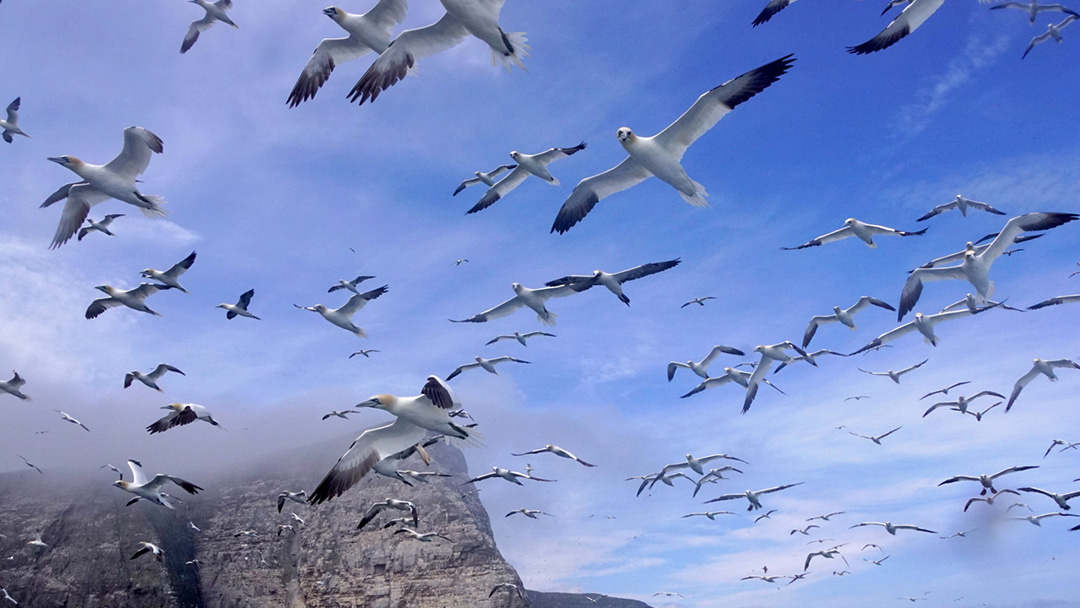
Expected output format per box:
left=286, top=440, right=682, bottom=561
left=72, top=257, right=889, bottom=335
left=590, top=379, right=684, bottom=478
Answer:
left=1, top=1, right=1079, bottom=606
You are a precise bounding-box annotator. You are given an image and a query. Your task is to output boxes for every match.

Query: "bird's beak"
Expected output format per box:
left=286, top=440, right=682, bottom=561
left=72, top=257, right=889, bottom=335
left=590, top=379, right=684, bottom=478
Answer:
left=356, top=398, right=379, bottom=409
left=47, top=157, right=66, bottom=165
left=94, top=285, right=108, bottom=293
left=322, top=7, right=336, bottom=16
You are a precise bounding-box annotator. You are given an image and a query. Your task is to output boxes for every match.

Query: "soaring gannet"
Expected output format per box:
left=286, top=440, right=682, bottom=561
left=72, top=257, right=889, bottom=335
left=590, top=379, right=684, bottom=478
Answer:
left=807, top=511, right=846, bottom=522
left=704, top=483, right=803, bottom=510
left=394, top=527, right=454, bottom=543
left=42, top=127, right=166, bottom=249
left=466, top=466, right=555, bottom=485
left=680, top=367, right=785, bottom=399
left=277, top=491, right=307, bottom=512
left=77, top=214, right=124, bottom=241
left=181, top=0, right=238, bottom=54
left=466, top=143, right=587, bottom=214
left=454, top=164, right=516, bottom=196
left=217, top=289, right=260, bottom=320
left=803, top=296, right=896, bottom=348
left=146, top=403, right=224, bottom=434
left=681, top=296, right=718, bottom=308
left=631, top=471, right=696, bottom=496
left=287, top=1, right=409, bottom=107
left=1023, top=14, right=1078, bottom=57
left=451, top=282, right=578, bottom=325
left=804, top=547, right=848, bottom=571
left=0, top=371, right=30, bottom=400
left=850, top=521, right=936, bottom=535
left=791, top=524, right=820, bottom=536
left=349, top=349, right=380, bottom=358
left=847, top=307, right=996, bottom=355
left=356, top=498, right=418, bottom=530
left=940, top=293, right=1024, bottom=314
left=847, top=426, right=902, bottom=445
left=1029, top=294, right=1080, bottom=309
left=783, top=218, right=927, bottom=250
left=990, top=0, right=1080, bottom=23
left=328, top=275, right=376, bottom=294
left=551, top=55, right=794, bottom=233
left=743, top=342, right=812, bottom=413
left=962, top=402, right=1002, bottom=422
left=1006, top=358, right=1080, bottom=411
left=511, top=444, right=596, bottom=467
left=682, top=511, right=736, bottom=520
left=295, top=285, right=388, bottom=337
left=913, top=233, right=1042, bottom=270
left=1016, top=486, right=1080, bottom=510
left=917, top=195, right=1007, bottom=221
left=130, top=542, right=164, bottom=562
left=847, top=0, right=947, bottom=54
left=939, top=465, right=1038, bottom=495
left=921, top=391, right=1004, bottom=417
left=56, top=411, right=90, bottom=432
left=348, top=0, right=529, bottom=105
left=668, top=345, right=746, bottom=381
left=773, top=349, right=845, bottom=373
left=86, top=284, right=173, bottom=319
left=1009, top=512, right=1079, bottom=526
left=124, top=364, right=185, bottom=392
left=1, top=97, right=29, bottom=143
left=545, top=259, right=681, bottom=306
left=857, top=359, right=928, bottom=384
left=964, top=489, right=1021, bottom=511
left=309, top=376, right=470, bottom=504
left=659, top=453, right=748, bottom=477
left=485, top=331, right=555, bottom=346
left=18, top=455, right=43, bottom=474
left=899, top=213, right=1079, bottom=320
left=113, top=460, right=203, bottom=509
left=446, top=355, right=530, bottom=381
left=141, top=251, right=196, bottom=293
left=489, top=583, right=525, bottom=598
left=920, top=381, right=971, bottom=399
left=1, top=587, right=16, bottom=604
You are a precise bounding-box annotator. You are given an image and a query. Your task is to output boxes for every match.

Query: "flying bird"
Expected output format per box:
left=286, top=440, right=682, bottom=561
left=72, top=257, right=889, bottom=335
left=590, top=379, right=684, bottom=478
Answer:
left=545, top=259, right=680, bottom=306
left=394, top=528, right=454, bottom=543
left=86, top=284, right=173, bottom=319
left=217, top=289, right=260, bottom=320
left=808, top=511, right=846, bottom=522
left=56, top=411, right=90, bottom=432
left=742, top=342, right=812, bottom=413
left=295, top=285, right=388, bottom=337
left=964, top=489, right=1021, bottom=511
left=704, top=483, right=803, bottom=511
left=917, top=195, right=1007, bottom=221
left=277, top=491, right=307, bottom=512
left=681, top=296, right=718, bottom=308
left=919, top=381, right=971, bottom=399
left=147, top=403, right=224, bottom=434
left=466, top=143, right=587, bottom=214
left=847, top=307, right=997, bottom=355
left=938, top=465, right=1039, bottom=495
left=847, top=0, right=947, bottom=54
left=551, top=55, right=795, bottom=233
left=322, top=409, right=359, bottom=420
left=1023, top=14, right=1078, bottom=57
left=130, top=542, right=164, bottom=562
left=857, top=359, right=929, bottom=384
left=990, top=0, right=1080, bottom=23
left=485, top=331, right=556, bottom=346
left=962, top=402, right=1002, bottom=422
left=1028, top=294, right=1080, bottom=309
left=682, top=511, right=736, bottom=520
left=18, top=455, right=42, bottom=475
left=773, top=349, right=846, bottom=373
left=1016, top=487, right=1080, bottom=510
left=913, top=233, right=1043, bottom=270
left=113, top=460, right=202, bottom=509
left=181, top=0, right=238, bottom=54
left=511, top=444, right=596, bottom=467
left=850, top=521, right=936, bottom=535
left=124, top=364, right=185, bottom=392
left=451, top=281, right=578, bottom=325
left=847, top=426, right=902, bottom=445
left=1, top=97, right=28, bottom=143
left=349, top=350, right=380, bottom=359
left=446, top=356, right=530, bottom=381
left=791, top=524, right=821, bottom=536
left=679, top=366, right=785, bottom=399
left=77, top=214, right=124, bottom=241
left=1009, top=512, right=1080, bottom=526
left=783, top=218, right=927, bottom=250
left=921, top=391, right=1004, bottom=418
left=1006, top=358, right=1080, bottom=411
left=141, top=251, right=196, bottom=293
left=805, top=547, right=849, bottom=571
left=0, top=371, right=30, bottom=400
left=454, top=164, right=517, bottom=196
left=1, top=588, right=16, bottom=604
left=802, top=296, right=896, bottom=348
left=667, top=345, right=746, bottom=380
left=328, top=275, right=376, bottom=294
left=356, top=498, right=419, bottom=530
left=465, top=467, right=555, bottom=485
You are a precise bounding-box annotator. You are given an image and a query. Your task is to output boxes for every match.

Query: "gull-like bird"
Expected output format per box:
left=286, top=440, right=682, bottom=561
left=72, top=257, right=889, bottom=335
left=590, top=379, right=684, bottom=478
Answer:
left=295, top=285, right=388, bottom=337
left=147, top=403, right=224, bottom=434
left=681, top=296, right=718, bottom=308
left=322, top=409, right=359, bottom=420
left=466, top=143, right=587, bottom=214
left=850, top=521, right=936, bottom=535
left=858, top=359, right=928, bottom=384
left=913, top=233, right=1043, bottom=270
left=101, top=464, right=123, bottom=479
left=277, top=491, right=307, bottom=512
left=755, top=509, right=778, bottom=523
left=808, top=511, right=846, bottom=522
left=552, top=55, right=795, bottom=233
left=113, top=459, right=202, bottom=509
left=0, top=371, right=29, bottom=400
left=217, top=289, right=260, bottom=320
left=704, top=483, right=803, bottom=511
left=939, top=465, right=1038, bottom=495
left=848, top=307, right=996, bottom=355
left=485, top=331, right=555, bottom=346
left=899, top=213, right=1079, bottom=320
left=328, top=275, right=376, bottom=294
left=774, top=349, right=846, bottom=373
left=181, top=0, right=238, bottom=54
left=446, top=355, right=530, bottom=381
left=290, top=513, right=305, bottom=525
left=398, top=470, right=452, bottom=485
left=451, top=282, right=578, bottom=326
left=77, top=214, right=124, bottom=241
left=309, top=376, right=470, bottom=504
left=964, top=489, right=1021, bottom=511
left=124, top=364, right=185, bottom=392
left=941, top=293, right=1023, bottom=314
left=466, top=466, right=555, bottom=486
left=791, top=524, right=821, bottom=536
left=18, top=455, right=42, bottom=475
left=1017, top=487, right=1080, bottom=510
left=921, top=391, right=1004, bottom=417
left=511, top=444, right=596, bottom=467
left=85, top=284, right=173, bottom=319
left=1029, top=294, right=1080, bottom=309
left=1043, top=439, right=1079, bottom=458
left=659, top=453, right=748, bottom=476
left=848, top=426, right=902, bottom=445
left=356, top=498, right=418, bottom=530
left=454, top=258, right=469, bottom=266
left=394, top=528, right=454, bottom=543
left=489, top=583, right=525, bottom=598
left=1006, top=358, right=1080, bottom=411
left=920, top=381, right=972, bottom=399
left=802, top=296, right=896, bottom=348
left=1, top=97, right=28, bottom=143
left=131, top=542, right=164, bottom=562
left=683, top=511, right=736, bottom=521
left=349, top=349, right=380, bottom=359
left=142, top=251, right=196, bottom=293
left=667, top=345, right=746, bottom=381
left=741, top=574, right=786, bottom=583
left=805, top=547, right=849, bottom=571
left=545, top=259, right=680, bottom=306
left=42, top=127, right=166, bottom=249
left=347, top=1, right=529, bottom=105
left=917, top=195, right=1007, bottom=222
left=1009, top=512, right=1079, bottom=526
left=991, top=0, right=1080, bottom=23
left=631, top=471, right=696, bottom=497
left=287, top=2, right=409, bottom=107
left=1023, top=14, right=1079, bottom=57
left=1, top=588, right=16, bottom=604
left=56, top=411, right=90, bottom=432
left=506, top=508, right=554, bottom=519
left=743, top=342, right=812, bottom=413
left=783, top=218, right=927, bottom=250
left=454, top=164, right=516, bottom=196
left=847, top=0, right=946, bottom=54
left=962, top=402, right=1002, bottom=422
left=679, top=367, right=785, bottom=399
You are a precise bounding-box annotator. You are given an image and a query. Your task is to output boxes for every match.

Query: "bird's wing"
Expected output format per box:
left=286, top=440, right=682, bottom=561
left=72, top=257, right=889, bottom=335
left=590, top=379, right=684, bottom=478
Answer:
left=289, top=32, right=378, bottom=105
left=146, top=408, right=194, bottom=434
left=128, top=460, right=149, bottom=486
left=165, top=251, right=197, bottom=278
left=783, top=225, right=853, bottom=249
left=965, top=199, right=1006, bottom=215
left=916, top=201, right=956, bottom=221
left=991, top=465, right=1038, bottom=479
left=85, top=297, right=123, bottom=320
left=51, top=185, right=109, bottom=249
left=1047, top=358, right=1080, bottom=370
left=982, top=213, right=1078, bottom=265
left=1006, top=365, right=1043, bottom=411
left=445, top=363, right=478, bottom=381
left=104, top=127, right=163, bottom=180
left=543, top=274, right=598, bottom=292
left=654, top=55, right=795, bottom=159
left=899, top=359, right=929, bottom=374
left=453, top=176, right=482, bottom=196
left=339, top=285, right=388, bottom=315
left=803, top=315, right=837, bottom=348
left=551, top=157, right=653, bottom=234
left=532, top=142, right=587, bottom=164
left=759, top=482, right=802, bottom=495
left=181, top=15, right=216, bottom=54
left=364, top=0, right=409, bottom=30
left=850, top=296, right=896, bottom=313
left=452, top=295, right=526, bottom=323
left=847, top=0, right=947, bottom=54
left=309, top=417, right=427, bottom=504
left=610, top=259, right=681, bottom=284
left=4, top=97, right=18, bottom=124
left=237, top=289, right=255, bottom=308
left=753, top=0, right=796, bottom=26
left=667, top=361, right=688, bottom=381
left=131, top=545, right=151, bottom=560
left=1029, top=294, right=1080, bottom=309
left=421, top=375, right=457, bottom=409
left=129, top=283, right=168, bottom=300
left=877, top=426, right=902, bottom=439
left=898, top=266, right=970, bottom=320
left=123, top=373, right=136, bottom=388
left=467, top=166, right=530, bottom=214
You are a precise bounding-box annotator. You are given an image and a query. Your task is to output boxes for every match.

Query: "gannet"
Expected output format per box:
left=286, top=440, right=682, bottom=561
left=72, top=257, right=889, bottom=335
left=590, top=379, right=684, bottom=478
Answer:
left=141, top=251, right=196, bottom=293
left=921, top=391, right=1004, bottom=417
left=446, top=355, right=530, bottom=381
left=42, top=127, right=166, bottom=249
left=743, top=342, right=812, bottom=413
left=920, top=381, right=972, bottom=399
left=632, top=471, right=695, bottom=496
left=309, top=376, right=470, bottom=504
left=18, top=456, right=42, bottom=474
left=963, top=489, right=1021, bottom=511
left=181, top=0, right=238, bottom=54
left=0, top=371, right=29, bottom=400
left=681, top=296, right=718, bottom=308
left=1, top=588, right=16, bottom=604
left=652, top=592, right=685, bottom=598
left=356, top=498, right=418, bottom=530
left=489, top=583, right=525, bottom=598
left=680, top=366, right=785, bottom=399
left=287, top=1, right=409, bottom=107
left=347, top=1, right=529, bottom=105
left=1009, top=512, right=1079, bottom=526
left=56, top=411, right=89, bottom=432
left=857, top=359, right=928, bottom=384
left=189, top=522, right=201, bottom=532
left=847, top=0, right=946, bottom=54
left=754, top=509, right=778, bottom=523
left=913, top=233, right=1042, bottom=271
left=783, top=218, right=927, bottom=250
left=147, top=403, right=224, bottom=434
left=113, top=460, right=202, bottom=509
left=1006, top=357, right=1080, bottom=411
left=704, top=483, right=803, bottom=510
left=77, top=214, right=124, bottom=241
left=805, top=547, right=848, bottom=571
left=485, top=331, right=555, bottom=346
left=454, top=164, right=516, bottom=196
left=217, top=288, right=260, bottom=320
left=466, top=143, right=587, bottom=214
left=451, top=281, right=578, bottom=325
left=917, top=195, right=1007, bottom=221
left=991, top=0, right=1080, bottom=22
left=321, top=409, right=360, bottom=420
left=277, top=491, right=307, bottom=512
left=86, top=283, right=172, bottom=319
left=277, top=524, right=296, bottom=536
left=1029, top=293, right=1080, bottom=309
left=101, top=464, right=123, bottom=479
left=552, top=56, right=794, bottom=233
left=682, top=511, right=736, bottom=520
left=398, top=470, right=452, bottom=485
left=1043, top=439, right=1072, bottom=458
left=659, top=453, right=748, bottom=477
left=295, top=284, right=388, bottom=337
left=545, top=259, right=681, bottom=306
left=773, top=349, right=845, bottom=373
left=939, top=466, right=1038, bottom=495
left=349, top=349, right=380, bottom=359
left=808, top=511, right=846, bottom=522
left=511, top=444, right=596, bottom=467
left=961, top=402, right=999, bottom=421
left=124, top=364, right=185, bottom=392
left=1, top=97, right=28, bottom=143
left=899, top=213, right=1079, bottom=320
left=328, top=274, right=376, bottom=294
left=791, top=524, right=821, bottom=536
left=131, top=542, right=164, bottom=562
left=1023, top=14, right=1078, bottom=57
left=394, top=527, right=454, bottom=543
left=234, top=530, right=258, bottom=538
left=26, top=535, right=47, bottom=547
left=847, top=307, right=996, bottom=355
left=753, top=0, right=799, bottom=26
left=454, top=258, right=469, bottom=266
left=466, top=466, right=555, bottom=485
left=847, top=426, right=902, bottom=445
left=667, top=345, right=746, bottom=381
left=802, top=296, right=896, bottom=348
left=850, top=521, right=936, bottom=535
left=1016, top=486, right=1080, bottom=510
left=741, top=574, right=785, bottom=583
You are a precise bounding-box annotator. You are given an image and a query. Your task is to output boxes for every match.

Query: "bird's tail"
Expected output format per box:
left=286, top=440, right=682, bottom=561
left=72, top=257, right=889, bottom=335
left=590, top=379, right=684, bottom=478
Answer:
left=678, top=180, right=709, bottom=207
left=537, top=310, right=557, bottom=326
left=137, top=195, right=168, bottom=218
left=491, top=31, right=529, bottom=71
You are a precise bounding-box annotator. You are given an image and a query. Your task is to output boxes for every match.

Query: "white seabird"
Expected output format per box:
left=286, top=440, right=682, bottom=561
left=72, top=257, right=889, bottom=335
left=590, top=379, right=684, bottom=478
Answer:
left=783, top=218, right=927, bottom=250
left=466, top=143, right=587, bottom=214
left=277, top=491, right=307, bottom=512
left=705, top=483, right=803, bottom=510
left=454, top=164, right=516, bottom=196
left=848, top=307, right=996, bottom=355
left=1023, top=14, right=1078, bottom=57
left=181, top=0, right=238, bottom=54
left=42, top=127, right=166, bottom=249
left=446, top=355, right=530, bottom=381
left=1, top=587, right=16, bottom=604
left=485, top=331, right=555, bottom=346
left=921, top=391, right=1004, bottom=417
left=681, top=296, right=718, bottom=308
left=394, top=527, right=454, bottom=543
left=920, top=381, right=971, bottom=399
left=847, top=426, right=902, bottom=445
left=295, top=284, right=388, bottom=337
left=961, top=402, right=1001, bottom=422
left=347, top=1, right=529, bottom=105
left=682, top=511, right=736, bottom=520
left=917, top=195, right=1007, bottom=221
left=322, top=409, right=359, bottom=420
left=802, top=296, right=896, bottom=348
left=1006, top=358, right=1080, bottom=411
left=545, top=259, right=681, bottom=306
left=287, top=1, right=409, bottom=107
left=147, top=403, right=224, bottom=434
left=77, top=214, right=124, bottom=241
left=552, top=55, right=794, bottom=233
left=113, top=459, right=203, bottom=509
left=849, top=521, right=936, bottom=535
left=130, top=541, right=164, bottom=562
left=56, top=411, right=90, bottom=432
left=356, top=498, right=418, bottom=530
left=659, top=453, right=748, bottom=477
left=1, top=97, right=29, bottom=143
left=1016, top=486, right=1080, bottom=510
left=217, top=288, right=260, bottom=320
left=329, top=275, right=376, bottom=294
left=1029, top=294, right=1080, bottom=309
left=742, top=342, right=813, bottom=413
left=0, top=371, right=30, bottom=400
left=857, top=358, right=929, bottom=384
left=990, top=1, right=1080, bottom=23
left=913, top=232, right=1043, bottom=270
left=86, top=284, right=173, bottom=319
left=808, top=511, right=846, bottom=522
left=451, top=282, right=578, bottom=326
left=939, top=465, right=1038, bottom=495
left=940, top=293, right=1024, bottom=313
left=668, top=345, right=746, bottom=381
left=124, top=364, right=185, bottom=392
left=349, top=349, right=380, bottom=359
left=511, top=444, right=597, bottom=467
left=466, top=466, right=555, bottom=485
left=804, top=547, right=848, bottom=571
left=1009, top=512, right=1079, bottom=526
left=964, top=489, right=1021, bottom=511
left=631, top=471, right=696, bottom=496
left=847, top=0, right=947, bottom=54
left=141, top=251, right=197, bottom=293
left=773, top=349, right=845, bottom=373
left=680, top=366, right=786, bottom=399
left=18, top=455, right=42, bottom=475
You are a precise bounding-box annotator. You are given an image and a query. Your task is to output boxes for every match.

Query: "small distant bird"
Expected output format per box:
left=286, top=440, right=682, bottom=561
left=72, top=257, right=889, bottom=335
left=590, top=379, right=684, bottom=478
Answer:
left=328, top=275, right=376, bottom=294
left=667, top=345, right=746, bottom=381
left=276, top=524, right=296, bottom=536
left=321, top=409, right=359, bottom=420
left=18, top=455, right=42, bottom=474
left=454, top=259, right=469, bottom=266
left=1023, top=14, right=1079, bottom=58
left=755, top=509, right=778, bottom=523
left=446, top=356, right=530, bottom=381
left=0, top=371, right=30, bottom=400
left=234, top=530, right=258, bottom=538
left=349, top=349, right=380, bottom=359
left=682, top=511, right=735, bottom=521
left=1006, top=358, right=1080, bottom=411
left=1, top=97, right=28, bottom=143
left=919, top=381, right=972, bottom=399
left=850, top=521, right=936, bottom=535
left=188, top=522, right=201, bottom=532
left=485, top=331, right=555, bottom=346
left=807, top=511, right=846, bottom=522
left=56, top=410, right=90, bottom=432
left=78, top=214, right=124, bottom=241
left=741, top=574, right=785, bottom=583
left=1, top=587, right=16, bottom=604
left=511, top=444, right=596, bottom=467
left=803, top=296, right=896, bottom=348
left=1044, top=439, right=1076, bottom=458
left=454, top=164, right=516, bottom=196
left=791, top=524, right=820, bottom=536
left=295, top=285, right=388, bottom=337
left=784, top=218, right=927, bottom=250
left=278, top=491, right=307, bottom=512
left=86, top=284, right=173, bottom=319
left=113, top=460, right=202, bottom=509
left=917, top=195, right=1007, bottom=221
left=679, top=366, right=786, bottom=400
left=101, top=464, right=123, bottom=479
left=705, top=483, right=803, bottom=511
left=131, top=542, right=164, bottom=562
left=397, top=470, right=453, bottom=485
left=357, top=498, right=418, bottom=530
left=141, top=251, right=197, bottom=293
left=848, top=427, right=902, bottom=445
left=147, top=403, right=224, bottom=434
left=847, top=307, right=996, bottom=355
left=181, top=0, right=238, bottom=54
left=489, top=583, right=525, bottom=598
left=844, top=395, right=870, bottom=401
left=858, top=359, right=929, bottom=384
left=290, top=513, right=305, bottom=526
left=466, top=467, right=555, bottom=485
left=217, top=289, right=260, bottom=320
left=922, top=391, right=1004, bottom=418
left=466, top=143, right=587, bottom=214
left=652, top=592, right=685, bottom=598
left=394, top=528, right=453, bottom=543
left=992, top=0, right=1080, bottom=23
left=964, top=489, right=1021, bottom=511
left=124, top=364, right=186, bottom=392
left=681, top=296, right=717, bottom=308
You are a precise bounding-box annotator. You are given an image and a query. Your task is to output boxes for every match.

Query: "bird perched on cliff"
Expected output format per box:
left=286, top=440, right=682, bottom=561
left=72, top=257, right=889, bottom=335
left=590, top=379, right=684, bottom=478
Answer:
left=277, top=491, right=307, bottom=512
left=356, top=498, right=418, bottom=530
left=130, top=542, right=164, bottom=562
left=181, top=0, right=238, bottom=54
left=1, top=97, right=28, bottom=143
left=217, top=289, right=260, bottom=320
left=295, top=285, right=388, bottom=337
left=113, top=460, right=202, bottom=509
left=124, top=364, right=185, bottom=392
left=41, top=127, right=166, bottom=249
left=465, top=142, right=587, bottom=214
left=77, top=214, right=124, bottom=241
left=141, top=251, right=197, bottom=293
left=86, top=284, right=173, bottom=319
left=146, top=403, right=224, bottom=434
left=0, top=371, right=30, bottom=400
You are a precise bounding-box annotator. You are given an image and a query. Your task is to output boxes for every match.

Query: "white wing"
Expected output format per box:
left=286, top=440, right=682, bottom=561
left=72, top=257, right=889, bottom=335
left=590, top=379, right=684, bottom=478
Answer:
left=467, top=166, right=531, bottom=214
left=128, top=460, right=149, bottom=486
left=847, top=0, right=947, bottom=54
left=104, top=127, right=163, bottom=180
left=50, top=185, right=110, bottom=249
left=339, top=285, right=388, bottom=315
left=551, top=157, right=653, bottom=233
left=309, top=417, right=428, bottom=504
